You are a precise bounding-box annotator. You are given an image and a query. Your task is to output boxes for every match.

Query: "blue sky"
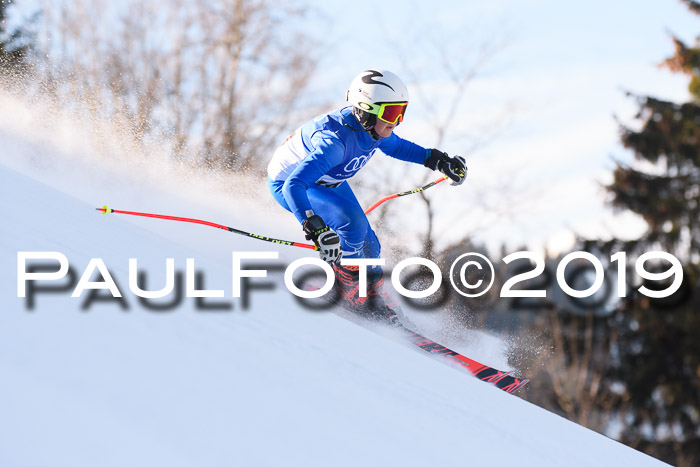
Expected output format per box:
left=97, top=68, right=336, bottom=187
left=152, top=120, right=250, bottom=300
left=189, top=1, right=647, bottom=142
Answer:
left=310, top=0, right=699, bottom=252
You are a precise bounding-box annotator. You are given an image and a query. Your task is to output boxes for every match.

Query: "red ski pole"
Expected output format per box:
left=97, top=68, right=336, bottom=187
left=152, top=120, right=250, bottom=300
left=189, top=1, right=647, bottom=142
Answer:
left=96, top=177, right=449, bottom=249
left=364, top=176, right=449, bottom=214
left=96, top=206, right=318, bottom=250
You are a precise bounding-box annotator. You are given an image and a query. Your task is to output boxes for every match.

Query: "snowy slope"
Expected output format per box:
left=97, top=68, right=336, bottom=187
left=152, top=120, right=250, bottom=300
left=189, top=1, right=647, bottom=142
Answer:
left=0, top=109, right=668, bottom=467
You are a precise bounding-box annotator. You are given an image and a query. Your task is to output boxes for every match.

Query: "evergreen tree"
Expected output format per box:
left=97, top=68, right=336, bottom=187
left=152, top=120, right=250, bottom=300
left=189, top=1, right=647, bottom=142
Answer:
left=608, top=0, right=700, bottom=262
left=604, top=1, right=700, bottom=464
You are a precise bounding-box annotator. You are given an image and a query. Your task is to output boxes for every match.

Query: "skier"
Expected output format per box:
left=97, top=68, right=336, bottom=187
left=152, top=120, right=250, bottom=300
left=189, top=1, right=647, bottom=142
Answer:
left=267, top=69, right=467, bottom=322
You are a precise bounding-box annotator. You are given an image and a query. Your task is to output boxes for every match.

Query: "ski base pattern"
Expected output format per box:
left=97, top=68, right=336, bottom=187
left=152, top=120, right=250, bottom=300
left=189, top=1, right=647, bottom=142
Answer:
left=394, top=322, right=529, bottom=394
left=303, top=283, right=529, bottom=394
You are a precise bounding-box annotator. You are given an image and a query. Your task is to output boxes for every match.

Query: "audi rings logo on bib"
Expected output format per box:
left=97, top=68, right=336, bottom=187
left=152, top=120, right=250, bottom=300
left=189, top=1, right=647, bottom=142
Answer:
left=344, top=156, right=370, bottom=173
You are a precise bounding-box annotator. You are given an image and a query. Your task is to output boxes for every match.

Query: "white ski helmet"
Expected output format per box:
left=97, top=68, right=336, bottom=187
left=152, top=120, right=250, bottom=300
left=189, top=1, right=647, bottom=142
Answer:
left=345, top=69, right=409, bottom=132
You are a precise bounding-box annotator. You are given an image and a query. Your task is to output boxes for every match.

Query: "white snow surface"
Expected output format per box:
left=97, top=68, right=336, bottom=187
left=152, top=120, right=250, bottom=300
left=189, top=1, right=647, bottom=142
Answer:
left=0, top=96, right=667, bottom=466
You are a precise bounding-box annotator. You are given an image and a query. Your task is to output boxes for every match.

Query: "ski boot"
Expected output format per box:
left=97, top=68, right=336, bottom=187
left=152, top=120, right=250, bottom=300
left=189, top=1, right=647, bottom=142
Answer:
left=332, top=264, right=402, bottom=326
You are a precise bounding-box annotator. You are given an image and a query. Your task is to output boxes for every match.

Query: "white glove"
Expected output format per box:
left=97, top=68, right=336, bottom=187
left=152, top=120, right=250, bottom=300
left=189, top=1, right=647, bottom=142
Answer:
left=302, top=214, right=342, bottom=263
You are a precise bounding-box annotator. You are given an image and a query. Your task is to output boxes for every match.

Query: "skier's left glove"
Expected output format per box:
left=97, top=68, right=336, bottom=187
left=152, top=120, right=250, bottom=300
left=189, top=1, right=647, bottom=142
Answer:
left=424, top=149, right=467, bottom=186
left=302, top=214, right=342, bottom=264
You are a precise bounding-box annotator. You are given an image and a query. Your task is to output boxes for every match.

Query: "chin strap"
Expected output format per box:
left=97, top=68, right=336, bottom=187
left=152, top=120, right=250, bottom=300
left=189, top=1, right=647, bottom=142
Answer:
left=348, top=107, right=380, bottom=140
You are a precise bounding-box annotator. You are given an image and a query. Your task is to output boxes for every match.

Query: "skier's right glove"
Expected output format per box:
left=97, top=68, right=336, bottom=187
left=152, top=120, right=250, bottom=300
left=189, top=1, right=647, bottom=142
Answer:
left=424, top=149, right=468, bottom=186
left=302, top=214, right=342, bottom=264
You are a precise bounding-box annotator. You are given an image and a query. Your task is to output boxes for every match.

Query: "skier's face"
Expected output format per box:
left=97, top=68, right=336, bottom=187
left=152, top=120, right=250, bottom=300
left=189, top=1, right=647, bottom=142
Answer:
left=373, top=119, right=396, bottom=138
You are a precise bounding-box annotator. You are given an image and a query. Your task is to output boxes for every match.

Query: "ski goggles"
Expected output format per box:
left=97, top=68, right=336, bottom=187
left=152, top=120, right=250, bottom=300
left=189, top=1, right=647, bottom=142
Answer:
left=372, top=101, right=408, bottom=125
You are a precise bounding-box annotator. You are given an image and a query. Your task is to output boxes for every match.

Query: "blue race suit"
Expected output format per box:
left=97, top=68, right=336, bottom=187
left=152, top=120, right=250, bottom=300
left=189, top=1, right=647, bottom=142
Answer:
left=268, top=106, right=429, bottom=274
